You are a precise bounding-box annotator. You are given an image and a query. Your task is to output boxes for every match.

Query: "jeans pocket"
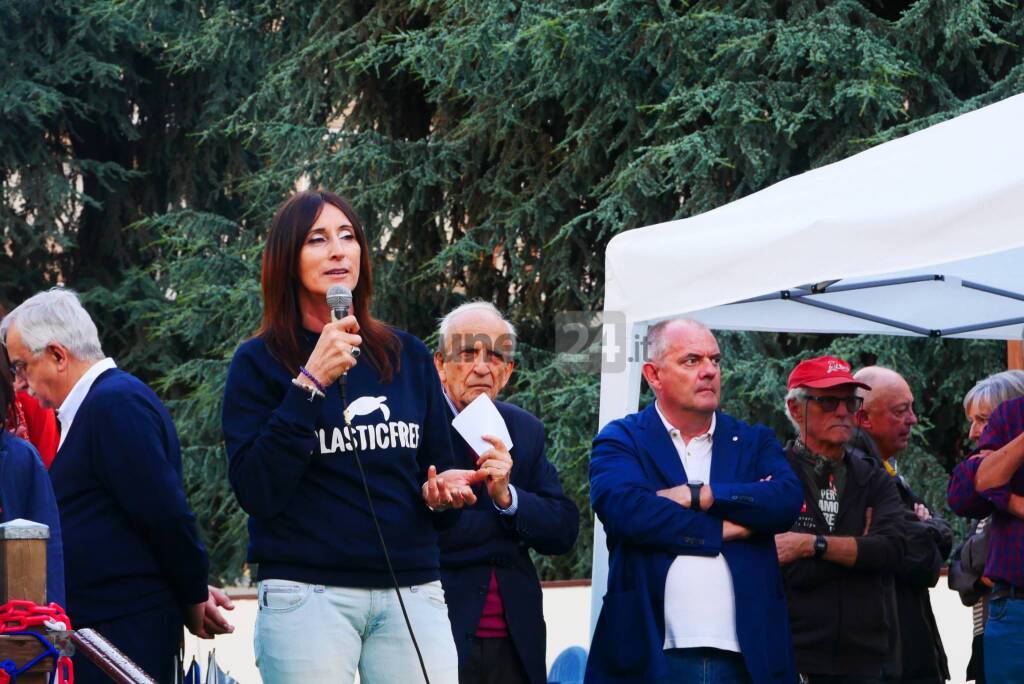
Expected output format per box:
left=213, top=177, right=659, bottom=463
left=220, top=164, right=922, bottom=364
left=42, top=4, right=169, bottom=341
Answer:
left=259, top=579, right=312, bottom=613
left=989, top=596, right=1009, bottom=622
left=411, top=580, right=448, bottom=609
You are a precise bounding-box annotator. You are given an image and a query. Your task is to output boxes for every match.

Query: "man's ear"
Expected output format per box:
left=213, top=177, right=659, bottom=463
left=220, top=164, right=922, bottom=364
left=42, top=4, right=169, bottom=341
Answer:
left=641, top=362, right=659, bottom=391
left=494, top=360, right=515, bottom=396
left=786, top=398, right=802, bottom=425
left=854, top=408, right=870, bottom=428
left=433, top=351, right=447, bottom=385
left=48, top=343, right=70, bottom=371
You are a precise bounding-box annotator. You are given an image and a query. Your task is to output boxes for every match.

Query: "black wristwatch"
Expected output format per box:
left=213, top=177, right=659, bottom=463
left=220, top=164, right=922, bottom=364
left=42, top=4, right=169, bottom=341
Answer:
left=688, top=481, right=704, bottom=511
left=813, top=534, right=828, bottom=558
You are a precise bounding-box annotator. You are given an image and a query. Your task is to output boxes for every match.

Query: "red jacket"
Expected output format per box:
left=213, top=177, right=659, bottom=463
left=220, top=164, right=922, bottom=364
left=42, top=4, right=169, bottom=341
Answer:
left=11, top=391, right=59, bottom=468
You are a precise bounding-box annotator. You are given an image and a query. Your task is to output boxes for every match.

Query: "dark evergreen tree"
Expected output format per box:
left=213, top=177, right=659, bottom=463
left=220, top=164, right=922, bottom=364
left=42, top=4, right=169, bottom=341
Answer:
left=1, top=0, right=258, bottom=574
left=4, top=0, right=1022, bottom=580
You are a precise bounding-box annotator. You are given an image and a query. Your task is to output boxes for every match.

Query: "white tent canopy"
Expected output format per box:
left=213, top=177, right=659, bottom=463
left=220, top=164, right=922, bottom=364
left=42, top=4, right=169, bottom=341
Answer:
left=591, top=93, right=1024, bottom=627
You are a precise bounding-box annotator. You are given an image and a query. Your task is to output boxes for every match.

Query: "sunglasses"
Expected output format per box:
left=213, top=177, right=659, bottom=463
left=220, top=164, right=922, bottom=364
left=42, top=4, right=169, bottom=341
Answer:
left=805, top=395, right=863, bottom=413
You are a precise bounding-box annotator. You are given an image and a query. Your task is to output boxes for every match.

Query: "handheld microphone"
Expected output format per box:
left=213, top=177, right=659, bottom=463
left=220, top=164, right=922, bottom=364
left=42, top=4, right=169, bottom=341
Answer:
left=326, top=285, right=360, bottom=360
left=324, top=288, right=430, bottom=682
left=326, top=284, right=352, bottom=322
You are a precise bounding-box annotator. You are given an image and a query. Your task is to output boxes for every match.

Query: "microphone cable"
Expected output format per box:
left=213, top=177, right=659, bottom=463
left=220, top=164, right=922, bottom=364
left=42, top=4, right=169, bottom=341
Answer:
left=338, top=373, right=432, bottom=684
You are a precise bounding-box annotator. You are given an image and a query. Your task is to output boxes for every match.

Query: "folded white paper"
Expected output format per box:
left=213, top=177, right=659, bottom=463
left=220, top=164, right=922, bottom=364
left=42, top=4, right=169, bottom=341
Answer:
left=451, top=393, right=514, bottom=457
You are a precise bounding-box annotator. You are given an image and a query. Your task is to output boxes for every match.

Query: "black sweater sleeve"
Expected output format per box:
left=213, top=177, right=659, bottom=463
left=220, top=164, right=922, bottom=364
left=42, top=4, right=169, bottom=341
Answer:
left=852, top=469, right=907, bottom=572
left=222, top=343, right=323, bottom=519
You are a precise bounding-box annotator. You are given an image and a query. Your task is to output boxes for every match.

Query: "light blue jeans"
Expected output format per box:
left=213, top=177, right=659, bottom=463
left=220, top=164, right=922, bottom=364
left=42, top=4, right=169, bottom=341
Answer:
left=254, top=579, right=459, bottom=684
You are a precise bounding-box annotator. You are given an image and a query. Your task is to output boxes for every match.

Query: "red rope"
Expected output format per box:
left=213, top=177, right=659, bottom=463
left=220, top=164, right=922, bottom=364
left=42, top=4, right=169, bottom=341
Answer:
left=0, top=600, right=73, bottom=684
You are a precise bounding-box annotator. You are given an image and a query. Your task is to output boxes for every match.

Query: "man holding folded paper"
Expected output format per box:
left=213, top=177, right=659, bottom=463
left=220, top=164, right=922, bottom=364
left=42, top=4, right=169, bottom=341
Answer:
left=434, top=302, right=580, bottom=684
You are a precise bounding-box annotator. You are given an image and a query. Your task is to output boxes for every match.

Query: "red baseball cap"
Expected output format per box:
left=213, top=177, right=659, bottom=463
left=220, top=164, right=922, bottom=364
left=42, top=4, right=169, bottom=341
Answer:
left=787, top=356, right=871, bottom=391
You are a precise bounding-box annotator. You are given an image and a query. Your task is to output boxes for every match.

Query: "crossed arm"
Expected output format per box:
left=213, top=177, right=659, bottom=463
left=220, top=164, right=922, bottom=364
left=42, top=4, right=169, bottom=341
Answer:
left=949, top=453, right=1024, bottom=521
left=779, top=471, right=907, bottom=589
left=655, top=484, right=758, bottom=541
left=974, top=430, right=1024, bottom=492
left=590, top=425, right=801, bottom=555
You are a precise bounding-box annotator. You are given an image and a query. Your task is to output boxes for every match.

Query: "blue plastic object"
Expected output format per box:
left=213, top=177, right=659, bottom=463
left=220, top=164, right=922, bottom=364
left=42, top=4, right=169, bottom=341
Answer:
left=184, top=658, right=200, bottom=684
left=547, top=645, right=588, bottom=684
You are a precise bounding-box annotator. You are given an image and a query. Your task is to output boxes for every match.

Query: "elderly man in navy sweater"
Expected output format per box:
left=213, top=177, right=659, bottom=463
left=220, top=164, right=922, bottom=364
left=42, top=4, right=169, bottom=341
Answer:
left=1, top=289, right=231, bottom=684
left=434, top=302, right=579, bottom=684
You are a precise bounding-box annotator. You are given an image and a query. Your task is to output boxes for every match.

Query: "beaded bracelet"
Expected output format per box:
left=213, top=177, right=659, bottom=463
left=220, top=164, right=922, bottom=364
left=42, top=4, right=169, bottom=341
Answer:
left=291, top=377, right=325, bottom=401
left=298, top=366, right=327, bottom=394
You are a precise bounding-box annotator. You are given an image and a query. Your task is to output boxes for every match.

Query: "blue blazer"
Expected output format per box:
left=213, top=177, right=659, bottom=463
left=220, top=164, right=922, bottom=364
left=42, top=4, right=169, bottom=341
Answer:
left=586, top=406, right=802, bottom=684
left=440, top=400, right=579, bottom=684
left=51, top=369, right=208, bottom=625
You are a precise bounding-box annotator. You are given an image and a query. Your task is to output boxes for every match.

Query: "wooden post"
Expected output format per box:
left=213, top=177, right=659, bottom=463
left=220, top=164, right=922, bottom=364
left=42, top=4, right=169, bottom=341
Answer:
left=1009, top=340, right=1023, bottom=370
left=0, top=519, right=47, bottom=604
left=0, top=520, right=155, bottom=683
left=0, top=519, right=53, bottom=684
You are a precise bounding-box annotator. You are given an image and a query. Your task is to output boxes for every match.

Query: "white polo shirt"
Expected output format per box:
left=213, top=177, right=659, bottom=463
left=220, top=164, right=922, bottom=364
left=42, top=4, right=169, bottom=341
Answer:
left=656, top=402, right=740, bottom=652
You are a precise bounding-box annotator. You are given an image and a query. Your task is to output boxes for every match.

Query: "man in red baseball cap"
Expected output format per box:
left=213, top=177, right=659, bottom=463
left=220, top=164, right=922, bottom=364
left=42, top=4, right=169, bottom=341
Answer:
left=775, top=355, right=908, bottom=684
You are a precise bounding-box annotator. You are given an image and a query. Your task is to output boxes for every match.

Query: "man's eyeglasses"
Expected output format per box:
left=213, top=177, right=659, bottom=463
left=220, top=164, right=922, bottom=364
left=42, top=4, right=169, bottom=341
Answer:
left=805, top=395, right=863, bottom=413
left=9, top=360, right=27, bottom=379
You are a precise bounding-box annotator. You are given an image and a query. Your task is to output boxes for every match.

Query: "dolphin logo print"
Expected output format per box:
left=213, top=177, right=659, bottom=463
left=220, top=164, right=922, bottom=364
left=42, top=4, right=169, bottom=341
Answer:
left=343, top=395, right=391, bottom=423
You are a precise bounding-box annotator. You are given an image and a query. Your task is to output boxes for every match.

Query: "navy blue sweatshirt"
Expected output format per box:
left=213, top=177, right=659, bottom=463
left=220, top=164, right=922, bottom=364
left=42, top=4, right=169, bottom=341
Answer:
left=50, top=369, right=210, bottom=625
left=0, top=432, right=65, bottom=606
left=222, top=328, right=457, bottom=588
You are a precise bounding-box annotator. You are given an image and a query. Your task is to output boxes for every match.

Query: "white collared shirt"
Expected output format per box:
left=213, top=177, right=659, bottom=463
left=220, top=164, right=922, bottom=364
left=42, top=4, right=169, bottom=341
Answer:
left=655, top=402, right=740, bottom=653
left=57, top=358, right=117, bottom=450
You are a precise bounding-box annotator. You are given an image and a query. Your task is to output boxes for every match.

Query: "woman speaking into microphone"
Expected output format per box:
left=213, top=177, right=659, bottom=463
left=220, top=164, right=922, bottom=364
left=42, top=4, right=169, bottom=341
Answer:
left=222, top=190, right=477, bottom=683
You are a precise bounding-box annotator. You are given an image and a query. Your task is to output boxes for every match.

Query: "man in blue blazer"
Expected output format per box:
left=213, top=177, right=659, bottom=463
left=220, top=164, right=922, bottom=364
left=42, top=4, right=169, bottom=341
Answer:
left=435, top=302, right=580, bottom=684
left=588, top=318, right=802, bottom=684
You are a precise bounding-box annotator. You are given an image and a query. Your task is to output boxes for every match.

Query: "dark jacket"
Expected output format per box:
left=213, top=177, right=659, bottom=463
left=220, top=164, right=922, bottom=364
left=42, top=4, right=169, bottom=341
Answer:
left=51, top=368, right=209, bottom=626
left=948, top=516, right=990, bottom=607
left=587, top=407, right=803, bottom=684
left=440, top=400, right=579, bottom=684
left=0, top=432, right=64, bottom=606
left=782, top=441, right=907, bottom=678
left=849, top=431, right=952, bottom=681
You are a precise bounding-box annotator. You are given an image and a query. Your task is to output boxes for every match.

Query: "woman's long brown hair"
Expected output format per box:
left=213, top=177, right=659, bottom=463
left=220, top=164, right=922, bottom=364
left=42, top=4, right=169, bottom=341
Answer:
left=0, top=305, right=14, bottom=432
left=256, top=190, right=400, bottom=382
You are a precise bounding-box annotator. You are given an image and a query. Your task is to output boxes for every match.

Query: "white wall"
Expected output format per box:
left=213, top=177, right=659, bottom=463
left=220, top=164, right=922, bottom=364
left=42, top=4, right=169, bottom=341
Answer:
left=183, top=584, right=973, bottom=683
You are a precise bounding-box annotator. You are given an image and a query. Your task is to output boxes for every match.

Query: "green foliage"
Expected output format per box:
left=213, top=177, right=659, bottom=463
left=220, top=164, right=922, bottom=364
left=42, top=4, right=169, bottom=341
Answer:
left=3, top=0, right=1023, bottom=582
left=506, top=346, right=600, bottom=580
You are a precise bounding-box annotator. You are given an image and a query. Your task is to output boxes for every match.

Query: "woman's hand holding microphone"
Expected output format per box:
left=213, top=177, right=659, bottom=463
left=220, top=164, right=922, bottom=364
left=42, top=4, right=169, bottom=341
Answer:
left=296, top=315, right=362, bottom=393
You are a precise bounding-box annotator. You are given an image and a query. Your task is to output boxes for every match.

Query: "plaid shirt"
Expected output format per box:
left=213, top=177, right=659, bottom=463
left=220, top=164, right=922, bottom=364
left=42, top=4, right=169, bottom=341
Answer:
left=948, top=396, right=1024, bottom=587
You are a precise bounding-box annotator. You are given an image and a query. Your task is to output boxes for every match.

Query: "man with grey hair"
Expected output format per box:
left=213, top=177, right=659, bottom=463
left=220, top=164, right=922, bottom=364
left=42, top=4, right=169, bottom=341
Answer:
left=2, top=289, right=231, bottom=684
left=850, top=366, right=952, bottom=684
left=777, top=355, right=906, bottom=683
left=588, top=318, right=802, bottom=684
left=433, top=301, right=578, bottom=684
